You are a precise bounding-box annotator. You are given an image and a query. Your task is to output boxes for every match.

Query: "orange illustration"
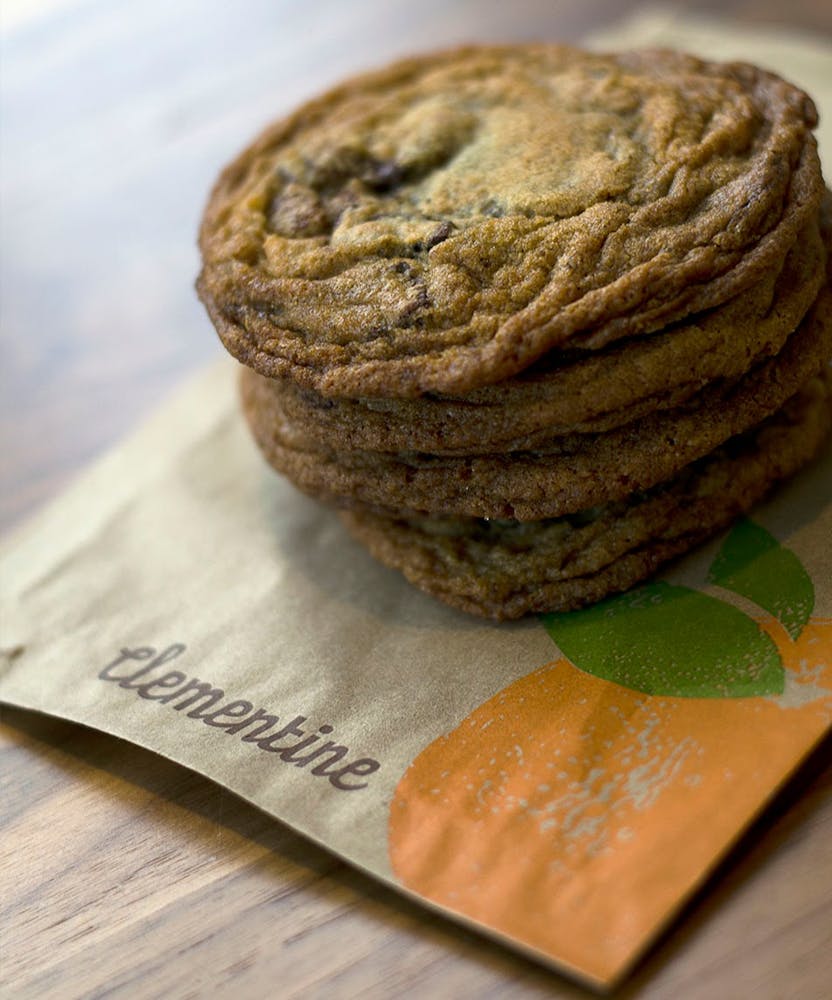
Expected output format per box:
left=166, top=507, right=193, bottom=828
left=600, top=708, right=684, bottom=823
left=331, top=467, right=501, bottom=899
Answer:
left=388, top=519, right=831, bottom=986
left=389, top=619, right=831, bottom=984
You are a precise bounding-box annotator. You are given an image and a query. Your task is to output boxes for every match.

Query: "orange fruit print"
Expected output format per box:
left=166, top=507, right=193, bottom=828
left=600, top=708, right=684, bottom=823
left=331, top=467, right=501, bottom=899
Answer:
left=387, top=520, right=832, bottom=986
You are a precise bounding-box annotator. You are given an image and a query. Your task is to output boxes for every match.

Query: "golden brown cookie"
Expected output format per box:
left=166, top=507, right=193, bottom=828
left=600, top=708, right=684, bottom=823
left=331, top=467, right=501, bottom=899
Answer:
left=239, top=274, right=831, bottom=520
left=339, top=373, right=832, bottom=620
left=198, top=45, right=823, bottom=398
left=200, top=45, right=832, bottom=619
left=244, top=220, right=825, bottom=455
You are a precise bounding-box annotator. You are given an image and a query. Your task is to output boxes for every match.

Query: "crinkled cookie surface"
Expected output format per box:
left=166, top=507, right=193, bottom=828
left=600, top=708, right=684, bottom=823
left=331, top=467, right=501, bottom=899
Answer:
left=239, top=220, right=825, bottom=454
left=198, top=45, right=822, bottom=397
left=338, top=373, right=832, bottom=620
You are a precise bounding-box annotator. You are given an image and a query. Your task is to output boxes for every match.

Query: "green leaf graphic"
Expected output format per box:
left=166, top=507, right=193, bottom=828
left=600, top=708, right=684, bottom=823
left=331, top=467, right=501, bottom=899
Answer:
left=707, top=518, right=814, bottom=641
left=542, top=581, right=784, bottom=698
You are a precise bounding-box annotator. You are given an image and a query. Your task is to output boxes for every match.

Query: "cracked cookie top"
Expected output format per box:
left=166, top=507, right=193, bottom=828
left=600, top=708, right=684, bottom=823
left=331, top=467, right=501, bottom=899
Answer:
left=197, top=45, right=822, bottom=397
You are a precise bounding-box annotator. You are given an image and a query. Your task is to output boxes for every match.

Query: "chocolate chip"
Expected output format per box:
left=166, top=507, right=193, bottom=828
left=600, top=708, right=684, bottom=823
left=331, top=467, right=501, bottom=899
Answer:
left=306, top=147, right=405, bottom=195
left=410, top=221, right=455, bottom=254
left=480, top=198, right=505, bottom=218
left=268, top=183, right=330, bottom=237
left=364, top=159, right=404, bottom=193
left=424, top=220, right=454, bottom=249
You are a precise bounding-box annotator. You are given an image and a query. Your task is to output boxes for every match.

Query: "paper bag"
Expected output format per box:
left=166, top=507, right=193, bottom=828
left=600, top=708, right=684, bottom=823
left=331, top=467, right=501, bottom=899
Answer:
left=2, top=12, right=831, bottom=989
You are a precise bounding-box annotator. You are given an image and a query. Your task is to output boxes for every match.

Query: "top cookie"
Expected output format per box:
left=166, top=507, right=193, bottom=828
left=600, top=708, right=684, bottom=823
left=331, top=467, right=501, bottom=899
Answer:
left=198, top=45, right=822, bottom=397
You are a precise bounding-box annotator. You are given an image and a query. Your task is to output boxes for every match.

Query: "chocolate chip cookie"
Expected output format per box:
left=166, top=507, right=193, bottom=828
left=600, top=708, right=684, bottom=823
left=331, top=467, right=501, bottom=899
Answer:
left=338, top=373, right=832, bottom=620
left=198, top=44, right=831, bottom=619
left=198, top=45, right=823, bottom=398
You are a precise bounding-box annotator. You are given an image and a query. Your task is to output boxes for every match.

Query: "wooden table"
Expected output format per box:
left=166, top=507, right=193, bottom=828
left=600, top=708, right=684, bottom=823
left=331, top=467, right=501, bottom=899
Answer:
left=2, top=2, right=831, bottom=996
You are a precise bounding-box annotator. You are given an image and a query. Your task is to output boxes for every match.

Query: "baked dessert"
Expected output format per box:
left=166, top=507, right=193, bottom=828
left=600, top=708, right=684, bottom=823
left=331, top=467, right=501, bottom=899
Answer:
left=338, top=373, right=832, bottom=619
left=238, top=222, right=825, bottom=453
left=198, top=44, right=831, bottom=619
left=239, top=278, right=830, bottom=520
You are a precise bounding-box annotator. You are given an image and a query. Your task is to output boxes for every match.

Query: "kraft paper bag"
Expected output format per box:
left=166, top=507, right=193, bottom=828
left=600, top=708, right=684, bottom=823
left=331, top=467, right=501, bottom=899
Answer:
left=2, top=11, right=831, bottom=990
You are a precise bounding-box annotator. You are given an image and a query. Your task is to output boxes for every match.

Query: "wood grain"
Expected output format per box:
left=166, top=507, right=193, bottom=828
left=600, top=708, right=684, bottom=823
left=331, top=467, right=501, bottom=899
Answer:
left=2, top=2, right=831, bottom=997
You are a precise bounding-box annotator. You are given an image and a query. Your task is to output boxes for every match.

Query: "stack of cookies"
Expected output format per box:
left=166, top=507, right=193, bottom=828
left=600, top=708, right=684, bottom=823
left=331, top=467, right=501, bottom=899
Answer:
left=198, top=46, right=831, bottom=620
